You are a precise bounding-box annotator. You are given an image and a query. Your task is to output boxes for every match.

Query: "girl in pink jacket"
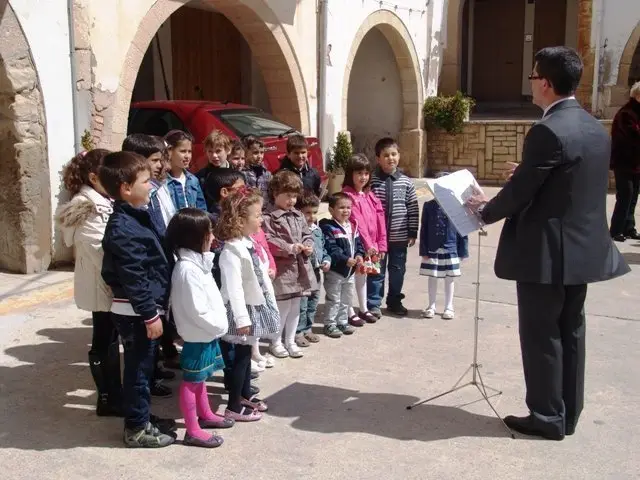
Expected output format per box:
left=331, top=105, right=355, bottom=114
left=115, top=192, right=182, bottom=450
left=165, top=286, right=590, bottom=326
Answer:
left=342, top=154, right=387, bottom=325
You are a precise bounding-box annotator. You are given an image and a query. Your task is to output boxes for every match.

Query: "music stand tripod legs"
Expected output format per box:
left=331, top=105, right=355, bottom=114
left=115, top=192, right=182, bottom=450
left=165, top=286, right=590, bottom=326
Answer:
left=406, top=229, right=514, bottom=439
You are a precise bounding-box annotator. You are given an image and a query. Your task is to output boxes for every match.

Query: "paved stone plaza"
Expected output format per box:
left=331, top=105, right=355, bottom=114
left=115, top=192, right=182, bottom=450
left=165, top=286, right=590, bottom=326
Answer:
left=1, top=187, right=639, bottom=479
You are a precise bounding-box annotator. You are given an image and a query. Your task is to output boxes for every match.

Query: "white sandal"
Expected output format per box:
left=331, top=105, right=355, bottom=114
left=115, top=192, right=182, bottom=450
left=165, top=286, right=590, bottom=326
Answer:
left=442, top=309, right=455, bottom=320
left=263, top=355, right=275, bottom=368
left=421, top=307, right=436, bottom=319
left=251, top=359, right=265, bottom=373
left=269, top=344, right=289, bottom=358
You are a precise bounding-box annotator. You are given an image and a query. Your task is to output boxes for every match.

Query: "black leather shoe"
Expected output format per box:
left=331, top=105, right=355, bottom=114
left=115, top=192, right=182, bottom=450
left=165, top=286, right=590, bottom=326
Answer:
left=504, top=415, right=564, bottom=441
left=612, top=233, right=626, bottom=242
left=625, top=230, right=640, bottom=240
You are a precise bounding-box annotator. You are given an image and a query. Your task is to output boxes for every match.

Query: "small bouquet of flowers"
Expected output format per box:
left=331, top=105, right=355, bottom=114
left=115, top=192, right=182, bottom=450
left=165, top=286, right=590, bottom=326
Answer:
left=357, top=255, right=381, bottom=275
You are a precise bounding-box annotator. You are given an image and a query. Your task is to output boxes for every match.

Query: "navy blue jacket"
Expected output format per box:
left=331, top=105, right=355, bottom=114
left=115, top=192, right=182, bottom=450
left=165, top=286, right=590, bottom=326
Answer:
left=319, top=218, right=365, bottom=278
left=419, top=200, right=469, bottom=258
left=278, top=157, right=321, bottom=196
left=102, top=201, right=171, bottom=322
left=147, top=180, right=167, bottom=239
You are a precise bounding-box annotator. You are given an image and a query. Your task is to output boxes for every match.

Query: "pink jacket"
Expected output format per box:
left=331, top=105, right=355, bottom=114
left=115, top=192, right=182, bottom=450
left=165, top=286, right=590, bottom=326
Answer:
left=342, top=186, right=387, bottom=253
left=251, top=229, right=276, bottom=273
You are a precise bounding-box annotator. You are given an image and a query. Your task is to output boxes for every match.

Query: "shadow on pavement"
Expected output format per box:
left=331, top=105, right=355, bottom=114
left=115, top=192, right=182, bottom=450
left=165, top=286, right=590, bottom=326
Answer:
left=265, top=382, right=509, bottom=441
left=622, top=252, right=640, bottom=265
left=0, top=323, right=183, bottom=450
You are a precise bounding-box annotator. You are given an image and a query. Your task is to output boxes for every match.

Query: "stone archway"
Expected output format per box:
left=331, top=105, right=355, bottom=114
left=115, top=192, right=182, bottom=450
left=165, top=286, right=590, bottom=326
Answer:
left=342, top=10, right=424, bottom=177
left=439, top=0, right=465, bottom=96
left=0, top=1, right=50, bottom=273
left=102, top=0, right=309, bottom=150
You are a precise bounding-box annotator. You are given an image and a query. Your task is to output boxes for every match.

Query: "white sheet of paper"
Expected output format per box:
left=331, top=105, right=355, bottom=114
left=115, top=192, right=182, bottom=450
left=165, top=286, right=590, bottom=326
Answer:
left=425, top=169, right=484, bottom=237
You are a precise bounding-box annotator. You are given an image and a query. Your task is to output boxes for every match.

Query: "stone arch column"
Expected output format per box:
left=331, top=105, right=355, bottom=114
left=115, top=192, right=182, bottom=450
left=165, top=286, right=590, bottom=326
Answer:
left=342, top=10, right=424, bottom=177
left=602, top=21, right=640, bottom=117
left=100, top=0, right=309, bottom=150
left=439, top=0, right=465, bottom=96
left=0, top=1, right=50, bottom=273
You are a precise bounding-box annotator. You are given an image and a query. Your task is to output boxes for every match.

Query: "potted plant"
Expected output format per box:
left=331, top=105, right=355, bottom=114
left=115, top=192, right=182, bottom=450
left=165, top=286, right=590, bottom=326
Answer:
left=326, top=131, right=353, bottom=195
left=423, top=91, right=475, bottom=134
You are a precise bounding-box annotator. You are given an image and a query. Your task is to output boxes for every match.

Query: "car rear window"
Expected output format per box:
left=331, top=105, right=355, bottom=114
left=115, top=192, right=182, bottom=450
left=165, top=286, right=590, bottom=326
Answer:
left=210, top=109, right=297, bottom=138
left=128, top=108, right=189, bottom=137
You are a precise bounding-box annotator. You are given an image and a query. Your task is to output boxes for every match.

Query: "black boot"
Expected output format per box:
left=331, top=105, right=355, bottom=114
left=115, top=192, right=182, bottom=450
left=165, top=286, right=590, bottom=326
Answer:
left=89, top=351, right=123, bottom=417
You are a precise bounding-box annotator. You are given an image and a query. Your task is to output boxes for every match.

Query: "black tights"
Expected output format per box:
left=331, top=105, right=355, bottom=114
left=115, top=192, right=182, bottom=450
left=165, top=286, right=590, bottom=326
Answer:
left=226, top=343, right=252, bottom=413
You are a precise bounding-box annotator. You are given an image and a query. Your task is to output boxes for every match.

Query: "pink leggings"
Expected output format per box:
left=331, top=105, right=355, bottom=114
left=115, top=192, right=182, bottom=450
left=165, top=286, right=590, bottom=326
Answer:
left=179, top=381, right=224, bottom=441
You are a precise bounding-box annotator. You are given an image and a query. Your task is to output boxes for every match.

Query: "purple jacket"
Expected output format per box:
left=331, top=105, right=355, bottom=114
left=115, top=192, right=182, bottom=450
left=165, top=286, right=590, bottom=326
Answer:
left=342, top=186, right=387, bottom=253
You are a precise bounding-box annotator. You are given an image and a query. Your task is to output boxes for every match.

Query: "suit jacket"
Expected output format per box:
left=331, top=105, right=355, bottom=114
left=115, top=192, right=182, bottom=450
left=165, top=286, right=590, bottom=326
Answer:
left=481, top=99, right=630, bottom=285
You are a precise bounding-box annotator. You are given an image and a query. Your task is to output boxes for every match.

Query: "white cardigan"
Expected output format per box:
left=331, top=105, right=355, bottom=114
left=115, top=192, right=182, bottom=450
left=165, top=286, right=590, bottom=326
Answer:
left=170, top=249, right=228, bottom=343
left=55, top=185, right=113, bottom=312
left=219, top=237, right=275, bottom=329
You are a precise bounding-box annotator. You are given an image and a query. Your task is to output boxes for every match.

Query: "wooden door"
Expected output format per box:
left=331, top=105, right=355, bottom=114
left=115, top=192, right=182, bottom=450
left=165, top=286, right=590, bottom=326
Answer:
left=171, top=7, right=243, bottom=102
left=472, top=0, right=526, bottom=102
left=533, top=0, right=567, bottom=60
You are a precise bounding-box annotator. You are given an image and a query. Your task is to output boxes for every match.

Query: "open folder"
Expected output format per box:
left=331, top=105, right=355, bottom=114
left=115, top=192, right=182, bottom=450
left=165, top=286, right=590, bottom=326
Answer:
left=425, top=169, right=485, bottom=237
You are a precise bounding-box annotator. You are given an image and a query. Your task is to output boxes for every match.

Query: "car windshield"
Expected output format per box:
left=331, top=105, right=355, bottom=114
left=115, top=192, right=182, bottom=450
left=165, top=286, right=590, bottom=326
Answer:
left=210, top=109, right=297, bottom=138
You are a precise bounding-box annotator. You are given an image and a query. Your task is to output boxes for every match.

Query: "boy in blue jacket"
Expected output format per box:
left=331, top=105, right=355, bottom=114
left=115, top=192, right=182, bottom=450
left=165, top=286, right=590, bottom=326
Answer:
left=296, top=192, right=331, bottom=346
left=100, top=151, right=175, bottom=448
left=319, top=193, right=365, bottom=338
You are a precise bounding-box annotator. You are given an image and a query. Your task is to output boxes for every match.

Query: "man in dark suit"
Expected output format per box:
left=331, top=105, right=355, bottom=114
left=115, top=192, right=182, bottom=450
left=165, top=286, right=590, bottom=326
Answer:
left=466, top=46, right=630, bottom=441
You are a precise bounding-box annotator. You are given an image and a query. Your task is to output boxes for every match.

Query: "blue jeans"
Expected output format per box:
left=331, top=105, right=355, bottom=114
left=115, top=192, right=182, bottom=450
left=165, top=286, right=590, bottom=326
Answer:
left=111, top=313, right=157, bottom=431
left=298, top=269, right=321, bottom=333
left=367, top=245, right=407, bottom=309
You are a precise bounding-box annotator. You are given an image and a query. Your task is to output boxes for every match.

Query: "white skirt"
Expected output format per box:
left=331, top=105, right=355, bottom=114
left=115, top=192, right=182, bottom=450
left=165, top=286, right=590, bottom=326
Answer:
left=419, top=248, right=461, bottom=278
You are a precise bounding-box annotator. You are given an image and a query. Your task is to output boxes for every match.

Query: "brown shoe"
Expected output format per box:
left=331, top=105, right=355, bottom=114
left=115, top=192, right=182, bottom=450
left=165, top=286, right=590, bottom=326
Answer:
left=348, top=315, right=365, bottom=327
left=358, top=311, right=378, bottom=324
left=304, top=332, right=320, bottom=343
left=295, top=333, right=310, bottom=348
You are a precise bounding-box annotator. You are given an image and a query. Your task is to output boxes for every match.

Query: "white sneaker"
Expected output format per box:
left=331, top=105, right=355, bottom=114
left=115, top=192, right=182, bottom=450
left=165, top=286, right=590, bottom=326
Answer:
left=442, top=309, right=455, bottom=320
left=251, top=359, right=265, bottom=373
left=269, top=344, right=289, bottom=358
left=421, top=307, right=436, bottom=319
left=285, top=344, right=304, bottom=358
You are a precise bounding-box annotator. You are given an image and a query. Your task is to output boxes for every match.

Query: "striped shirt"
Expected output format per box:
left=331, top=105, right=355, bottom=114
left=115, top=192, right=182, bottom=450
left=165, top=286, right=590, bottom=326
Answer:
left=371, top=167, right=419, bottom=245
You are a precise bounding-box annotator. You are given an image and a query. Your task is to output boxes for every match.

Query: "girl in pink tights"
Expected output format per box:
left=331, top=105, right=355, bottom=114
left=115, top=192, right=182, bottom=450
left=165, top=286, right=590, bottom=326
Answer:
left=167, top=208, right=234, bottom=448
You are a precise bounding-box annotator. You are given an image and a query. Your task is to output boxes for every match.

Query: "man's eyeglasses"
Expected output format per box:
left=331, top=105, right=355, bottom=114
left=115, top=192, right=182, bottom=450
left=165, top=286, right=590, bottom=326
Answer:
left=528, top=74, right=544, bottom=81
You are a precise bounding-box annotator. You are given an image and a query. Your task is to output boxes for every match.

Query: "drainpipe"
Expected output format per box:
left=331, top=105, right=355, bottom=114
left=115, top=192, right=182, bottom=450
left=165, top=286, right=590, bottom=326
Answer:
left=591, top=0, right=605, bottom=116
left=67, top=0, right=81, bottom=154
left=317, top=0, right=329, bottom=168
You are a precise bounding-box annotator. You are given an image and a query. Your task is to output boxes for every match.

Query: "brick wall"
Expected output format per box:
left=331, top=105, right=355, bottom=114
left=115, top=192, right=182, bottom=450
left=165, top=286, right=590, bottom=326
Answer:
left=426, top=120, right=614, bottom=187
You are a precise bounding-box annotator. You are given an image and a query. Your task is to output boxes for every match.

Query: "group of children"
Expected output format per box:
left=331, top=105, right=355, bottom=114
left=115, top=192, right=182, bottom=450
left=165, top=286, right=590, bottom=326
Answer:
left=56, top=128, right=469, bottom=450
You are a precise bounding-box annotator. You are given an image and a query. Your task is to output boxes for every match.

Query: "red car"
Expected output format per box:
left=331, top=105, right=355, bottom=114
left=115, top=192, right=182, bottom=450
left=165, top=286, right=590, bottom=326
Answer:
left=127, top=100, right=324, bottom=174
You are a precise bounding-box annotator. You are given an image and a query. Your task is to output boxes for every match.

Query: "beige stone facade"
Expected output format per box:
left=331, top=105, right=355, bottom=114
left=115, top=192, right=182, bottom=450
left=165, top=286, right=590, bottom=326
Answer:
left=0, top=2, right=51, bottom=273
left=427, top=120, right=614, bottom=186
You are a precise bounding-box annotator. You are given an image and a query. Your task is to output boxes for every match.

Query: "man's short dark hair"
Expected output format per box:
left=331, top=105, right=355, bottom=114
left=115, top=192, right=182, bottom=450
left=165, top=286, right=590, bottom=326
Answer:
left=208, top=168, right=245, bottom=203
left=296, top=191, right=320, bottom=210
left=374, top=137, right=398, bottom=157
left=534, top=46, right=583, bottom=96
left=286, top=134, right=307, bottom=153
left=328, top=192, right=352, bottom=209
left=99, top=151, right=150, bottom=200
left=122, top=134, right=165, bottom=159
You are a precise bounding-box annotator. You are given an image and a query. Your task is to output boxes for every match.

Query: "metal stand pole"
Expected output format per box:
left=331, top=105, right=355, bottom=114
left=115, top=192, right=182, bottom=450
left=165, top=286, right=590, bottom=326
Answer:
left=406, top=229, right=514, bottom=439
